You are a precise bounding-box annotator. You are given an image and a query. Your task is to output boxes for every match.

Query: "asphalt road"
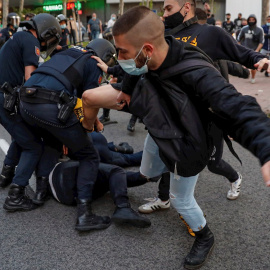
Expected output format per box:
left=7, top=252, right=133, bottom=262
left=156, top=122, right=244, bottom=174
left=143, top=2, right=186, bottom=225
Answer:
left=0, top=106, right=270, bottom=270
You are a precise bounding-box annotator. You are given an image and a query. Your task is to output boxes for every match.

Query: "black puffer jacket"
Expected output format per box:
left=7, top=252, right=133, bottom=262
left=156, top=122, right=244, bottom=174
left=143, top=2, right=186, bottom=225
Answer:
left=128, top=36, right=270, bottom=167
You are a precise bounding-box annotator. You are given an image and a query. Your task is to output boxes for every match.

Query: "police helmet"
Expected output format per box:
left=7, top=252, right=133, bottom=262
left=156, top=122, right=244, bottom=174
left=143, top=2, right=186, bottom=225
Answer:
left=86, top=39, right=117, bottom=67
left=20, top=13, right=61, bottom=59
left=56, top=14, right=67, bottom=24
left=7, top=12, right=20, bottom=28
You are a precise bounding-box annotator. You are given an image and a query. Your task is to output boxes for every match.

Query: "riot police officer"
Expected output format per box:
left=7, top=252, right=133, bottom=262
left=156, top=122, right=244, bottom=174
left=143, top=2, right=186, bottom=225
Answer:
left=50, top=14, right=69, bottom=57
left=0, top=13, right=20, bottom=48
left=0, top=13, right=62, bottom=211
left=19, top=39, right=116, bottom=231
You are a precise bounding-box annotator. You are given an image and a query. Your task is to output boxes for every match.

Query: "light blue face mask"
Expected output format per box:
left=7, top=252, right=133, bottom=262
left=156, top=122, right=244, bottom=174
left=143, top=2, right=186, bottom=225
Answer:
left=61, top=24, right=67, bottom=29
left=267, top=22, right=270, bottom=26
left=118, top=46, right=150, bottom=76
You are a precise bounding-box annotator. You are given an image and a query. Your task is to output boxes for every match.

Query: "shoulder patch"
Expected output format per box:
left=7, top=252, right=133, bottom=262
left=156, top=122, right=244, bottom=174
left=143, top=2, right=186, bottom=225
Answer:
left=98, top=75, right=103, bottom=85
left=35, top=46, right=40, bottom=57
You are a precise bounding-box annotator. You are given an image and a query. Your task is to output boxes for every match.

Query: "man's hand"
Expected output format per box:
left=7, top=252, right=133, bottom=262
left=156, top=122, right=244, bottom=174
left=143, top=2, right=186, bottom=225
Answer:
left=91, top=56, right=108, bottom=73
left=254, top=58, right=270, bottom=73
left=109, top=76, right=118, bottom=84
left=56, top=45, right=62, bottom=50
left=117, top=91, right=131, bottom=106
left=204, top=3, right=211, bottom=12
left=261, top=160, right=270, bottom=186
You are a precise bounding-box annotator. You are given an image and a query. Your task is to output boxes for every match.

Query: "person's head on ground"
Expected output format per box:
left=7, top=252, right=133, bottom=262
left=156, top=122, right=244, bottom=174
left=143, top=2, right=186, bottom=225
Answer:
left=226, top=13, right=231, bottom=22
left=195, top=8, right=207, bottom=24
left=112, top=6, right=168, bottom=73
left=163, top=0, right=196, bottom=29
left=247, top=14, right=257, bottom=27
left=92, top=13, right=97, bottom=20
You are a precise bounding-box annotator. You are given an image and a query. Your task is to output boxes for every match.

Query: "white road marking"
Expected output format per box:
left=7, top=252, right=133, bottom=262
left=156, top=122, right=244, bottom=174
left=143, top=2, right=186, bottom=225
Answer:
left=0, top=139, right=10, bottom=155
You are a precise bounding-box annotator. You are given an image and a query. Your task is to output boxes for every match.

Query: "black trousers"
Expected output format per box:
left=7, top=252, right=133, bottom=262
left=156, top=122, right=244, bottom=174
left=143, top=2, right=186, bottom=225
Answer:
left=20, top=102, right=99, bottom=201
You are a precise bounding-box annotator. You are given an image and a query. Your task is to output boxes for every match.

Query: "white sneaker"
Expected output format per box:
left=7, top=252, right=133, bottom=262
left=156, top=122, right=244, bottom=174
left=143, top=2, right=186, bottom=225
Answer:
left=138, top=198, right=170, bottom=214
left=227, top=173, right=242, bottom=200
left=251, top=78, right=256, bottom=84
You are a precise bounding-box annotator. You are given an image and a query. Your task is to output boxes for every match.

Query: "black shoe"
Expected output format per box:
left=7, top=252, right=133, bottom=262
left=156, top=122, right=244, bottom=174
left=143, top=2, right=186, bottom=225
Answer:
left=3, top=184, right=38, bottom=212
left=265, top=71, right=269, bottom=77
left=75, top=199, right=111, bottom=231
left=32, top=177, right=50, bottom=205
left=184, top=224, right=215, bottom=269
left=99, top=109, right=110, bottom=123
left=114, top=142, right=134, bottom=154
left=0, top=164, right=15, bottom=188
left=112, top=203, right=151, bottom=228
left=127, top=120, right=136, bottom=132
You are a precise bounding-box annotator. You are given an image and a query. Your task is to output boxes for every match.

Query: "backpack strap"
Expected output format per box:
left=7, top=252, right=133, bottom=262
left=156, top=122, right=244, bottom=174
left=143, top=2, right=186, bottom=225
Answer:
left=164, top=16, right=198, bottom=37
left=159, top=59, right=217, bottom=80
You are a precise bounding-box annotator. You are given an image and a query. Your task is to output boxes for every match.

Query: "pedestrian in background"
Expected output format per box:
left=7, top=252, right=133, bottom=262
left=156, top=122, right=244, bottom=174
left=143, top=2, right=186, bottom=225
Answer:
left=222, top=13, right=234, bottom=34
left=238, top=14, right=264, bottom=83
left=87, top=13, right=102, bottom=40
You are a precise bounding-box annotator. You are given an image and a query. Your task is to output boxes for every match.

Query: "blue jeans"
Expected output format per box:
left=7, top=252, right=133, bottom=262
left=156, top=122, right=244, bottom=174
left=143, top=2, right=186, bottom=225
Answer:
left=90, top=132, right=142, bottom=167
left=0, top=92, right=43, bottom=186
left=92, top=31, right=100, bottom=40
left=140, top=133, right=206, bottom=232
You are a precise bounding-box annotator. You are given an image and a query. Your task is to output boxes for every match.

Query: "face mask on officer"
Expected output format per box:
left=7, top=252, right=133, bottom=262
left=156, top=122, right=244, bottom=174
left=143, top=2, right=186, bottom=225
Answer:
left=112, top=17, right=116, bottom=21
left=118, top=45, right=151, bottom=76
left=61, top=24, right=67, bottom=29
left=164, top=4, right=185, bottom=29
left=267, top=22, right=270, bottom=26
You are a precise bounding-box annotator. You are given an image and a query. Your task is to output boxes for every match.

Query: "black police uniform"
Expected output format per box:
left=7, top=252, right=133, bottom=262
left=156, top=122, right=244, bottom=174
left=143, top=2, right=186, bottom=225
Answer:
left=20, top=47, right=102, bottom=201
left=0, top=31, right=42, bottom=188
left=0, top=27, right=14, bottom=43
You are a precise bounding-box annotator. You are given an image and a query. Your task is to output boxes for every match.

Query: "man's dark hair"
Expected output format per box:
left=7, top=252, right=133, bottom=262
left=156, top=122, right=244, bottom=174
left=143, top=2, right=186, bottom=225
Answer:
left=226, top=13, right=231, bottom=16
left=113, top=6, right=151, bottom=36
left=238, top=13, right=242, bottom=16
left=195, top=8, right=207, bottom=21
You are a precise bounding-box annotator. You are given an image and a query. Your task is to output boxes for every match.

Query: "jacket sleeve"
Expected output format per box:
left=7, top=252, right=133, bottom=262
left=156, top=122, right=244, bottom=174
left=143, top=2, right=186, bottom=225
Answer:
left=215, top=27, right=264, bottom=68
left=180, top=66, right=270, bottom=166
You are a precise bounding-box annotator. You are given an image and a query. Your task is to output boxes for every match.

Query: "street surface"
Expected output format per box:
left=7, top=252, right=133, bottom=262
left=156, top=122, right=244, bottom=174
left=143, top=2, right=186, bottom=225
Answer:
left=0, top=72, right=269, bottom=270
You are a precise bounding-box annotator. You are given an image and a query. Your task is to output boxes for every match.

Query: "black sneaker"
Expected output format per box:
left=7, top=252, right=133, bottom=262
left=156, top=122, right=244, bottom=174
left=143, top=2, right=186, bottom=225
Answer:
left=127, top=121, right=136, bottom=132
left=265, top=71, right=269, bottom=77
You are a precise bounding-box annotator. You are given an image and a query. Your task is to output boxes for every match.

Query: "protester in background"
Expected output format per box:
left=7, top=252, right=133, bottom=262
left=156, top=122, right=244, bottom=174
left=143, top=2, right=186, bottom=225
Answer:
left=216, top=20, right=222, bottom=28
left=204, top=3, right=215, bottom=25
left=235, top=18, right=248, bottom=40
left=238, top=14, right=264, bottom=83
left=262, top=15, right=270, bottom=77
left=222, top=13, right=234, bottom=34
left=107, top=14, right=116, bottom=28
left=234, top=13, right=243, bottom=31
left=88, top=13, right=102, bottom=40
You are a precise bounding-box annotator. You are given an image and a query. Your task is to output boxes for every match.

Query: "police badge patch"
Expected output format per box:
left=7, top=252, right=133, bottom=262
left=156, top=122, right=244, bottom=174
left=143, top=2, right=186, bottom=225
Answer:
left=35, top=46, right=40, bottom=57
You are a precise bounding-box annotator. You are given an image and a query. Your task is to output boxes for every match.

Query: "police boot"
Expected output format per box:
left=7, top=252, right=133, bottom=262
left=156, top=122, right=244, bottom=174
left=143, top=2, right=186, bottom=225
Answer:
left=32, top=177, right=50, bottom=205
left=3, top=184, right=37, bottom=212
left=99, top=109, right=110, bottom=123
left=112, top=203, right=151, bottom=228
left=75, top=199, right=111, bottom=231
left=0, top=164, right=15, bottom=188
left=184, top=224, right=215, bottom=269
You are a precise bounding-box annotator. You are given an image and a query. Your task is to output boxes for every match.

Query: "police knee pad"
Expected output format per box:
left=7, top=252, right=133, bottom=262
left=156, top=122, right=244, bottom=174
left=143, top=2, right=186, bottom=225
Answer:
left=49, top=161, right=79, bottom=205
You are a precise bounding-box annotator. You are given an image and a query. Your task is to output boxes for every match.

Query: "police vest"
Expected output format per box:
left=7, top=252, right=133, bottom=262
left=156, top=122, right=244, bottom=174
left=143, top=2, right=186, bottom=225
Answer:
left=32, top=47, right=96, bottom=95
